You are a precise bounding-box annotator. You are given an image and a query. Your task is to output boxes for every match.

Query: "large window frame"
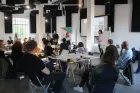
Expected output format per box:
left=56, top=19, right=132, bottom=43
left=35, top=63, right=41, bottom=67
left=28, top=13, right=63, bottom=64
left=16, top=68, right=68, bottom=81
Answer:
left=12, top=17, right=30, bottom=41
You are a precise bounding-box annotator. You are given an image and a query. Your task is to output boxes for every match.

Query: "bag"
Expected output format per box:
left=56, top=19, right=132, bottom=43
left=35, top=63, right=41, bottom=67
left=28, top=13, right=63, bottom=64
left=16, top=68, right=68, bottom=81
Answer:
left=0, top=58, right=9, bottom=78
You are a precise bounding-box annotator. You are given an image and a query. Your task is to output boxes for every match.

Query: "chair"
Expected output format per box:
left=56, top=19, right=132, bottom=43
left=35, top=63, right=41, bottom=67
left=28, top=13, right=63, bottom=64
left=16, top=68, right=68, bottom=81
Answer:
left=119, top=59, right=134, bottom=85
left=29, top=75, right=51, bottom=93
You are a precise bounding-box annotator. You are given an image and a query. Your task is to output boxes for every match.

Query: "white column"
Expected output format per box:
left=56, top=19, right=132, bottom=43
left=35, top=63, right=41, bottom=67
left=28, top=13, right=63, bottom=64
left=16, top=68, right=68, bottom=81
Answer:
left=36, top=5, right=45, bottom=49
left=86, top=0, right=95, bottom=52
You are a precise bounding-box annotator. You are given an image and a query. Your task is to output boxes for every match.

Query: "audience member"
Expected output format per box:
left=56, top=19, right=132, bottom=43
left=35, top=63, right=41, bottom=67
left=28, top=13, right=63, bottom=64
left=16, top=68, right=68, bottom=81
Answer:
left=73, top=46, right=119, bottom=93
left=46, top=32, right=51, bottom=41
left=53, top=31, right=59, bottom=40
left=23, top=38, right=27, bottom=50
left=28, top=37, right=31, bottom=41
left=65, top=32, right=71, bottom=45
left=11, top=41, right=24, bottom=74
left=60, top=38, right=69, bottom=54
left=14, top=33, right=19, bottom=42
left=7, top=36, right=13, bottom=45
left=105, top=39, right=119, bottom=60
left=78, top=42, right=87, bottom=54
left=118, top=41, right=133, bottom=69
left=0, top=40, right=5, bottom=58
left=44, top=40, right=56, bottom=56
left=97, top=30, right=103, bottom=58
left=50, top=38, right=58, bottom=45
left=21, top=40, right=65, bottom=93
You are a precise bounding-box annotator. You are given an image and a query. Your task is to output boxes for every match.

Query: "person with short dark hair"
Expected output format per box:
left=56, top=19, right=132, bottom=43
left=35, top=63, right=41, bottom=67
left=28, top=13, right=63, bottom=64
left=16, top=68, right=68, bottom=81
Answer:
left=53, top=31, right=59, bottom=40
left=7, top=36, right=13, bottom=45
left=11, top=41, right=24, bottom=77
left=21, top=40, right=65, bottom=93
left=105, top=39, right=119, bottom=60
left=44, top=40, right=56, bottom=56
left=60, top=38, right=69, bottom=54
left=78, top=42, right=87, bottom=54
left=73, top=46, right=119, bottom=93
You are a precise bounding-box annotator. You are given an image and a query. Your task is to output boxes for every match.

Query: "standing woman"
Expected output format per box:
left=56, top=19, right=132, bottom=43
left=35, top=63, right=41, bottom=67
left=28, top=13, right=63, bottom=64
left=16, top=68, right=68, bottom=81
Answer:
left=14, top=33, right=19, bottom=42
left=97, top=30, right=103, bottom=58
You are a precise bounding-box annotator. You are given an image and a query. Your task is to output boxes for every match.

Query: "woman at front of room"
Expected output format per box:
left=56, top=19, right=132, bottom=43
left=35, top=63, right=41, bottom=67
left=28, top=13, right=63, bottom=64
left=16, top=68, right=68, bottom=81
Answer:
left=14, top=33, right=19, bottom=42
left=73, top=46, right=119, bottom=93
left=97, top=30, right=103, bottom=58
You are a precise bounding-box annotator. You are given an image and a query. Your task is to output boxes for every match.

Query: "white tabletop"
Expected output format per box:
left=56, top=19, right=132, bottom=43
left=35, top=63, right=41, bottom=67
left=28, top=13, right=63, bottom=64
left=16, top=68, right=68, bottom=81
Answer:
left=4, top=50, right=12, bottom=54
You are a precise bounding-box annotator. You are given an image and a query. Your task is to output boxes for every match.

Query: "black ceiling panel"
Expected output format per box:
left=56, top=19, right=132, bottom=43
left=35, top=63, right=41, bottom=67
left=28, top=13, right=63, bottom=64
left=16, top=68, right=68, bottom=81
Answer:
left=6, top=0, right=25, bottom=5
left=47, top=10, right=62, bottom=17
left=44, top=5, right=58, bottom=10
left=62, top=0, right=78, bottom=4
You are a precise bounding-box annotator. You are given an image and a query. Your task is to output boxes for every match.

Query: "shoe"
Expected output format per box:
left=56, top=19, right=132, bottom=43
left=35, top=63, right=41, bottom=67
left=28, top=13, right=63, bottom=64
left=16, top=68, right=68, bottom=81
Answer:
left=73, top=86, right=83, bottom=92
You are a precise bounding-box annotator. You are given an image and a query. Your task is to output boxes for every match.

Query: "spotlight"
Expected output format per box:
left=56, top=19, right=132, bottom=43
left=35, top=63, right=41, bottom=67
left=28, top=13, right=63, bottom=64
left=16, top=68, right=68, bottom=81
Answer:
left=5, top=16, right=8, bottom=19
left=79, top=4, right=81, bottom=7
left=26, top=6, right=30, bottom=9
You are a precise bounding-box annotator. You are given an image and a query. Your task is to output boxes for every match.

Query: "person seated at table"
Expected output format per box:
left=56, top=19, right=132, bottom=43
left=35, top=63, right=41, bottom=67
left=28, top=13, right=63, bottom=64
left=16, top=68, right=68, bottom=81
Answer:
left=44, top=40, right=56, bottom=56
left=105, top=39, right=119, bottom=60
left=11, top=41, right=24, bottom=72
left=21, top=40, right=66, bottom=93
left=77, top=42, right=87, bottom=54
left=23, top=38, right=27, bottom=50
left=28, top=37, right=32, bottom=41
left=53, top=31, right=59, bottom=40
left=73, top=46, right=119, bottom=93
left=0, top=40, right=5, bottom=58
left=118, top=41, right=133, bottom=69
left=60, top=38, right=69, bottom=54
left=7, top=36, right=13, bottom=45
left=50, top=38, right=58, bottom=45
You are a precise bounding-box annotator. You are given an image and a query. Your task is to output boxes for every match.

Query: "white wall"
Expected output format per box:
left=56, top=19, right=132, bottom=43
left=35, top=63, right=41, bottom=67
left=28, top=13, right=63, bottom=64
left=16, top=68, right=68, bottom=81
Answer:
left=56, top=16, right=66, bottom=42
left=112, top=3, right=140, bottom=50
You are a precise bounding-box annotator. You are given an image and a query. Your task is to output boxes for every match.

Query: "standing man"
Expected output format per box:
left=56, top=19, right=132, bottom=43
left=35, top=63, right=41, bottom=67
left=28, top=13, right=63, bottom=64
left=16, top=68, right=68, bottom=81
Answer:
left=97, top=30, right=103, bottom=58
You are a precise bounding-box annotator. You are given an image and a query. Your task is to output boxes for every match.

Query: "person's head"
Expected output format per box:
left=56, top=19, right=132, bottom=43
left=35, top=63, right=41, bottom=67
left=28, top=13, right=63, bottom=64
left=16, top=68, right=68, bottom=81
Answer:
left=15, top=33, right=18, bottom=37
left=24, top=38, right=27, bottom=42
left=102, top=46, right=116, bottom=65
left=12, top=41, right=22, bottom=51
left=0, top=40, right=4, bottom=49
left=9, top=36, right=12, bottom=40
left=108, top=39, right=113, bottom=45
left=78, top=42, right=84, bottom=48
left=98, top=30, right=103, bottom=34
left=29, top=37, right=31, bottom=41
left=53, top=38, right=57, bottom=42
left=25, top=40, right=37, bottom=55
left=62, top=38, right=66, bottom=43
left=121, top=41, right=129, bottom=49
left=43, top=40, right=50, bottom=46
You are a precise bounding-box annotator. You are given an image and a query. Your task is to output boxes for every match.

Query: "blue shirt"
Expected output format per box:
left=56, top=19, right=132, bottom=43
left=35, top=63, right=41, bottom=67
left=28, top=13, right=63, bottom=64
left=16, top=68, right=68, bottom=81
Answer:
left=118, top=49, right=133, bottom=69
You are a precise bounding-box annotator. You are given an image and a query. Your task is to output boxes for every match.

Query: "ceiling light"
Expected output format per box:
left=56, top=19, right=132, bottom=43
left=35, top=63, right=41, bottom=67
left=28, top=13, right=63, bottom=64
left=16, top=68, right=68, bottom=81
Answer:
left=79, top=4, right=81, bottom=7
left=45, top=20, right=48, bottom=22
left=5, top=16, right=8, bottom=19
left=26, top=6, right=30, bottom=9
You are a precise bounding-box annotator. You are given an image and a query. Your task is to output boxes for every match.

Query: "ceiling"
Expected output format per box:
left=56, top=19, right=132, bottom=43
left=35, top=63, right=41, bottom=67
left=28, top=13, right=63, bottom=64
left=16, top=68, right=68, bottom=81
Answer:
left=0, top=0, right=128, bottom=14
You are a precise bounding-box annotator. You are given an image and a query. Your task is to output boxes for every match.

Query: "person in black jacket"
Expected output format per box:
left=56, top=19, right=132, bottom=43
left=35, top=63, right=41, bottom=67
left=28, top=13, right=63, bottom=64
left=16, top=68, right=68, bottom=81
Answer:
left=60, top=38, right=69, bottom=54
left=105, top=39, right=119, bottom=60
left=7, top=36, right=13, bottom=45
left=11, top=41, right=24, bottom=71
left=0, top=40, right=5, bottom=58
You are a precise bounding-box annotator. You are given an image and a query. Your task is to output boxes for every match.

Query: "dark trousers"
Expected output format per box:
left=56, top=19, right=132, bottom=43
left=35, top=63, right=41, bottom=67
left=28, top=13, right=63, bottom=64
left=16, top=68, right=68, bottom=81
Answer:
left=98, top=44, right=103, bottom=58
left=136, top=61, right=140, bottom=72
left=43, top=72, right=66, bottom=93
left=79, top=69, right=90, bottom=87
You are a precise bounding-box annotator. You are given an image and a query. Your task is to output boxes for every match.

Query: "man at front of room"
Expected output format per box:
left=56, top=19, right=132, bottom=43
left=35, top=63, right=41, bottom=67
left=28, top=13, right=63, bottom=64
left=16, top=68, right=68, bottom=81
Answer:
left=21, top=40, right=65, bottom=93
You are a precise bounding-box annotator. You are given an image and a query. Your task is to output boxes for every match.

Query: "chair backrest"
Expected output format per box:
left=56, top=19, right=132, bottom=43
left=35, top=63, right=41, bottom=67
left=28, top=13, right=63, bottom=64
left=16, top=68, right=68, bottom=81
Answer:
left=91, top=64, right=119, bottom=93
left=123, top=59, right=132, bottom=71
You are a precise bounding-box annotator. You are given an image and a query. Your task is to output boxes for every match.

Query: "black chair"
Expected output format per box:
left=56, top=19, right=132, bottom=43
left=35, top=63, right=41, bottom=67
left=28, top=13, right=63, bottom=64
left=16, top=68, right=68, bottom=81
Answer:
left=119, top=59, right=134, bottom=85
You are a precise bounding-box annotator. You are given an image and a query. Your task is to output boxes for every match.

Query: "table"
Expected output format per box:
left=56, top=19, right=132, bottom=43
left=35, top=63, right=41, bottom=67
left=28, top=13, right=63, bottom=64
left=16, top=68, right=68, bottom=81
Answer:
left=4, top=50, right=12, bottom=54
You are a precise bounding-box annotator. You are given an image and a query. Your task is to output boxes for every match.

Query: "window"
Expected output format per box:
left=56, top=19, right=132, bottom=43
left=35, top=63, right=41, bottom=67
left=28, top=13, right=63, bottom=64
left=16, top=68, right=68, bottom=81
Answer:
left=12, top=18, right=30, bottom=41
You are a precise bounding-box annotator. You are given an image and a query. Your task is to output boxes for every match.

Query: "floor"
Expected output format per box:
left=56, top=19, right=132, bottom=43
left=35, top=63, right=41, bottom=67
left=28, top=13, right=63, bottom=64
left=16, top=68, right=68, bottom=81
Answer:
left=0, top=58, right=140, bottom=93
